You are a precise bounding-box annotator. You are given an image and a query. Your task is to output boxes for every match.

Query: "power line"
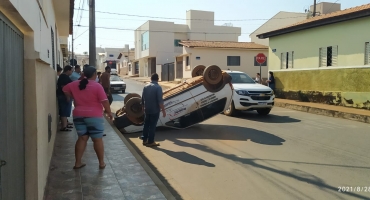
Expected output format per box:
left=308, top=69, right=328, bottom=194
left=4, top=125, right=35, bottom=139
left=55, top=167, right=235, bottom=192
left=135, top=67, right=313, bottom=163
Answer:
left=75, top=8, right=310, bottom=21
left=74, top=28, right=89, bottom=40
left=75, top=24, right=254, bottom=34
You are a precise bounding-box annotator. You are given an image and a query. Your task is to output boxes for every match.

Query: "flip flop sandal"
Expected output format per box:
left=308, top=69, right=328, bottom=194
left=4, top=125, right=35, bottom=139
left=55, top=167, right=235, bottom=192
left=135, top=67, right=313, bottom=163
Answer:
left=60, top=128, right=72, bottom=132
left=68, top=122, right=74, bottom=125
left=67, top=125, right=74, bottom=128
left=99, top=164, right=106, bottom=169
left=73, top=164, right=86, bottom=169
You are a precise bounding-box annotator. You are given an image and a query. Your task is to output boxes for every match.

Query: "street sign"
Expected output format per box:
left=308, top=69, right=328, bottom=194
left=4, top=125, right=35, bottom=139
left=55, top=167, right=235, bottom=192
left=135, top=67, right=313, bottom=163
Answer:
left=256, top=53, right=267, bottom=84
left=256, top=53, right=267, bottom=65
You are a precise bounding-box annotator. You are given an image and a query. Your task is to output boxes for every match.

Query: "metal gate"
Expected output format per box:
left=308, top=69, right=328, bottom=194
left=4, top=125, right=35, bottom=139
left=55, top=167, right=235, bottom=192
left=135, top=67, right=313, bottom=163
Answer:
left=176, top=61, right=183, bottom=79
left=0, top=12, right=25, bottom=200
left=161, top=63, right=175, bottom=81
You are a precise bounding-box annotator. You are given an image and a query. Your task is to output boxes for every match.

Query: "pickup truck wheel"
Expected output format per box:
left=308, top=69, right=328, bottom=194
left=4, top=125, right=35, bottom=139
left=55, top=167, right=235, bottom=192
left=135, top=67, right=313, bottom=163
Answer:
left=125, top=97, right=144, bottom=118
left=203, top=79, right=225, bottom=93
left=224, top=101, right=236, bottom=116
left=257, top=108, right=271, bottom=115
left=192, top=65, right=206, bottom=77
left=124, top=93, right=141, bottom=105
left=203, top=65, right=223, bottom=85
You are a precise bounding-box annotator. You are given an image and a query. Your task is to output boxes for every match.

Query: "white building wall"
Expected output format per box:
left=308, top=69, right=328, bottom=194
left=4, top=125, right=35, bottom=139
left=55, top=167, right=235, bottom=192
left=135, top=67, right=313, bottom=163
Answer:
left=182, top=47, right=269, bottom=79
left=249, top=12, right=307, bottom=46
left=1, top=0, right=72, bottom=199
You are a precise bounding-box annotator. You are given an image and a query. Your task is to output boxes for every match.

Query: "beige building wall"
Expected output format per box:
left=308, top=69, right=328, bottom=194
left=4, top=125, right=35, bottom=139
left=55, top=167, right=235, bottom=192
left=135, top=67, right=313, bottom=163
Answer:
left=181, top=47, right=269, bottom=79
left=250, top=11, right=307, bottom=46
left=268, top=16, right=370, bottom=70
left=1, top=0, right=72, bottom=199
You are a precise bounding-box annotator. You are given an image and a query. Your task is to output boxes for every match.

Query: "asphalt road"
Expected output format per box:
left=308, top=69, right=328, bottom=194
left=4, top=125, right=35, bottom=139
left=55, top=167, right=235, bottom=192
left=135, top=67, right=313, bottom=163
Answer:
left=112, top=79, right=370, bottom=200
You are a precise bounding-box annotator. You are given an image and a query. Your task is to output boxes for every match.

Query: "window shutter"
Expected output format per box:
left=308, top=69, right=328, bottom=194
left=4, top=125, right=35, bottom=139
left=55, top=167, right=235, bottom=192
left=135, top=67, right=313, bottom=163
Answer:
left=288, top=51, right=293, bottom=68
left=281, top=53, right=286, bottom=69
left=332, top=45, right=338, bottom=66
left=366, top=42, right=370, bottom=65
left=319, top=47, right=327, bottom=67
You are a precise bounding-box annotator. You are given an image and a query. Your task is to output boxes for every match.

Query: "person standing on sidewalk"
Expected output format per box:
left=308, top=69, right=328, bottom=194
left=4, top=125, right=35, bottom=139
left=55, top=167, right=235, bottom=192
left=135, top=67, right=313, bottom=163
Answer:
left=57, top=65, right=73, bottom=131
left=63, top=66, right=113, bottom=169
left=141, top=73, right=166, bottom=147
left=266, top=71, right=275, bottom=92
left=70, top=65, right=82, bottom=81
left=100, top=66, right=113, bottom=105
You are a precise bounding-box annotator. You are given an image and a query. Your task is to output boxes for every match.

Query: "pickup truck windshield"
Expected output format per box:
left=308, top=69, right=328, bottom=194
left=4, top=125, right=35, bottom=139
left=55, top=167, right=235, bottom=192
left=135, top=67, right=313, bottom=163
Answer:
left=228, top=73, right=255, bottom=84
left=110, top=76, right=122, bottom=81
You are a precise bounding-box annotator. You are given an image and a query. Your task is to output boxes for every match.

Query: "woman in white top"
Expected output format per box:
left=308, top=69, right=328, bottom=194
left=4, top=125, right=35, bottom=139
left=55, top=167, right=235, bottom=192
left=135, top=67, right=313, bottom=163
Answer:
left=255, top=73, right=262, bottom=83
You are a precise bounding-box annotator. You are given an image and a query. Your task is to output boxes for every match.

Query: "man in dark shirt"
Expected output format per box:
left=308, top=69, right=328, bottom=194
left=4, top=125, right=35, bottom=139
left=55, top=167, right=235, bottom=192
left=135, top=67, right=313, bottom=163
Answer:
left=141, top=73, right=166, bottom=147
left=100, top=66, right=112, bottom=105
left=57, top=65, right=73, bottom=131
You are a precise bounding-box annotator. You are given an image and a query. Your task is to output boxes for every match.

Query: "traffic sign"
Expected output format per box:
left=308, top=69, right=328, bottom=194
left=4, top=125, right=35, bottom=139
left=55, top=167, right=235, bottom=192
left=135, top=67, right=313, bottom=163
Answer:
left=256, top=53, right=267, bottom=65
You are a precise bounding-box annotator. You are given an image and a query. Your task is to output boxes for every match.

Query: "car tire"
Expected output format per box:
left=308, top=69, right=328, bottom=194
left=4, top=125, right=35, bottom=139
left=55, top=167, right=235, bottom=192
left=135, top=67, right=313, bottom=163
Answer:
left=125, top=97, right=144, bottom=118
left=203, top=65, right=223, bottom=85
left=124, top=93, right=141, bottom=105
left=192, top=65, right=206, bottom=77
left=257, top=108, right=271, bottom=115
left=224, top=101, right=236, bottom=116
left=203, top=79, right=225, bottom=93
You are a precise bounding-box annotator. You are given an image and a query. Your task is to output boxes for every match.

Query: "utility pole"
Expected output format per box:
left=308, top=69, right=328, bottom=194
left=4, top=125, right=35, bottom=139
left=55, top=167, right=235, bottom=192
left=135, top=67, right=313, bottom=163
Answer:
left=89, top=0, right=96, bottom=67
left=313, top=0, right=317, bottom=17
left=72, top=33, right=74, bottom=66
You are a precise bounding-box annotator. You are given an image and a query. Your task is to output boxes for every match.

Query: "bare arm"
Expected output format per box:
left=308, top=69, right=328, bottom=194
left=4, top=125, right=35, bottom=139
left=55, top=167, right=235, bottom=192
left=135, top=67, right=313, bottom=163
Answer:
left=101, top=100, right=113, bottom=121
left=64, top=91, right=73, bottom=102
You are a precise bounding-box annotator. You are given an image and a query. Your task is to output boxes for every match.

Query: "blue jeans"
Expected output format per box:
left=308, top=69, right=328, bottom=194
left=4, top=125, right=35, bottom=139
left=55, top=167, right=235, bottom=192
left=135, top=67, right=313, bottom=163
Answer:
left=142, top=112, right=160, bottom=143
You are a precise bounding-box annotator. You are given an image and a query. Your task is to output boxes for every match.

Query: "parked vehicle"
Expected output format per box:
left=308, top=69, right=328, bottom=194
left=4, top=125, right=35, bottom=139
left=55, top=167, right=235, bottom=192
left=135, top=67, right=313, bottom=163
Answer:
left=114, top=65, right=234, bottom=133
left=110, top=75, right=126, bottom=93
left=223, top=70, right=275, bottom=116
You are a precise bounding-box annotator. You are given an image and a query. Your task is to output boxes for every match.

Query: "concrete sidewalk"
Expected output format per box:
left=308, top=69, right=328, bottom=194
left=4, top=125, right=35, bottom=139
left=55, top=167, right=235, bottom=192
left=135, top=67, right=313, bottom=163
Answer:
left=44, top=117, right=171, bottom=200
left=122, top=76, right=370, bottom=124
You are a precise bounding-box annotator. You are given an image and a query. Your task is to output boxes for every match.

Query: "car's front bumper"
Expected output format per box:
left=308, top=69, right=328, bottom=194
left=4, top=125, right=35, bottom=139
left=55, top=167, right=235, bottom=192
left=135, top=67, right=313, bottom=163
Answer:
left=233, top=94, right=275, bottom=110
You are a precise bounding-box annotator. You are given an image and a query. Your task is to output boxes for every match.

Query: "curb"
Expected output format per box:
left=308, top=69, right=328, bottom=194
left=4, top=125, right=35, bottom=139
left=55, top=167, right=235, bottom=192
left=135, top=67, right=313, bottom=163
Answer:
left=105, top=117, right=176, bottom=200
left=275, top=101, right=370, bottom=124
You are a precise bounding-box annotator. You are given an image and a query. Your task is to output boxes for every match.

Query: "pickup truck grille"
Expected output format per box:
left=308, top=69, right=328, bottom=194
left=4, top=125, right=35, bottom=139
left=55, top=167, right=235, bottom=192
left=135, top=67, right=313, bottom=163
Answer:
left=248, top=91, right=271, bottom=94
left=250, top=96, right=271, bottom=100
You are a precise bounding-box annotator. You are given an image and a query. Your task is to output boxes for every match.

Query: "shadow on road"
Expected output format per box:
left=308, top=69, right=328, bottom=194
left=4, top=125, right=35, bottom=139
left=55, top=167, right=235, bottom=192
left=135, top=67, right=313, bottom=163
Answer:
left=170, top=139, right=370, bottom=200
left=143, top=124, right=285, bottom=145
left=151, top=148, right=216, bottom=167
left=232, top=112, right=301, bottom=123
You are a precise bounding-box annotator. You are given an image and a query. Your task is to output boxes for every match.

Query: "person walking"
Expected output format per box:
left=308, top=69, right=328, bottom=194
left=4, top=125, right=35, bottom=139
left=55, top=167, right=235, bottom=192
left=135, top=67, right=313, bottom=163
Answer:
left=70, top=65, right=82, bottom=81
left=141, top=73, right=166, bottom=147
left=266, top=71, right=275, bottom=92
left=57, top=65, right=73, bottom=131
left=100, top=66, right=113, bottom=105
left=63, top=66, right=113, bottom=169
left=255, top=73, right=262, bottom=84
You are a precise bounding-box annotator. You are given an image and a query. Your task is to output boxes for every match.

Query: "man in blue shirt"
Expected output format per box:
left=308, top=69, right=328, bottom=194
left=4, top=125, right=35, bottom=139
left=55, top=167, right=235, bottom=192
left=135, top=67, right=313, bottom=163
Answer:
left=141, top=73, right=166, bottom=147
left=70, top=65, right=82, bottom=81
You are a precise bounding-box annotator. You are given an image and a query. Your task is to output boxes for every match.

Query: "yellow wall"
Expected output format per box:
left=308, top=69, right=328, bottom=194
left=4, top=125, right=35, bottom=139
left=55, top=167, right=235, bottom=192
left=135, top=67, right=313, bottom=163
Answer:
left=268, top=17, right=370, bottom=70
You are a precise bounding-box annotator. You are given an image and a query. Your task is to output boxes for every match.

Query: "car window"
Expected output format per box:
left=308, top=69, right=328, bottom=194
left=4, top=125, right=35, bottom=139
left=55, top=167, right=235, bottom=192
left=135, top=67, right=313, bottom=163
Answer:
left=110, top=76, right=122, bottom=81
left=228, top=73, right=255, bottom=84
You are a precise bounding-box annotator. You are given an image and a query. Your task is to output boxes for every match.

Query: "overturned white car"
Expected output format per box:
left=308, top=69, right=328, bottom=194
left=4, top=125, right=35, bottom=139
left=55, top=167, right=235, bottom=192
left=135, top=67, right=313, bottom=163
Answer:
left=114, top=65, right=234, bottom=133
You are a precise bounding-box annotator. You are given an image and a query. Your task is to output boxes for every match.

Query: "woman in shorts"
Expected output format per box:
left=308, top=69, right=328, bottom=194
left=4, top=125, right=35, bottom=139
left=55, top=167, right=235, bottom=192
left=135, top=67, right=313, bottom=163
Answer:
left=63, top=66, right=113, bottom=169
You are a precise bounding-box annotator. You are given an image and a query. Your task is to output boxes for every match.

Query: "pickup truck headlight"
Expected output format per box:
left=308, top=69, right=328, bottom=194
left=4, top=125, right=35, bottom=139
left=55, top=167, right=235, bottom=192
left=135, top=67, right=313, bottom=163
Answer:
left=235, top=90, right=249, bottom=96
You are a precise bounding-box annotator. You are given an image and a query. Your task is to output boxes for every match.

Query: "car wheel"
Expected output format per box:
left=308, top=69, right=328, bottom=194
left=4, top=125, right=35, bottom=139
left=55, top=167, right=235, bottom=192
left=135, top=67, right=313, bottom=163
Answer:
left=192, top=65, right=206, bottom=77
left=203, top=65, right=223, bottom=85
left=124, top=93, right=141, bottom=105
left=203, top=79, right=225, bottom=93
left=122, top=90, right=125, bottom=93
left=224, top=101, right=236, bottom=116
left=125, top=97, right=144, bottom=118
left=257, top=108, right=271, bottom=115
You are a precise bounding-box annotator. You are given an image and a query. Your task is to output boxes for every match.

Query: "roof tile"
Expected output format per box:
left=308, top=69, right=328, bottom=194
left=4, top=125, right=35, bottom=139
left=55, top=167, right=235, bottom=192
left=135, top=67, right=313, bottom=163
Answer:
left=179, top=40, right=268, bottom=49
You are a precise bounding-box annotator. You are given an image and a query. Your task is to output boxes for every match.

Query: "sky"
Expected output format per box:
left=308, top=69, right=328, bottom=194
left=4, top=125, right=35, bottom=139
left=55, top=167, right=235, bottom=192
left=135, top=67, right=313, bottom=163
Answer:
left=70, top=0, right=369, bottom=54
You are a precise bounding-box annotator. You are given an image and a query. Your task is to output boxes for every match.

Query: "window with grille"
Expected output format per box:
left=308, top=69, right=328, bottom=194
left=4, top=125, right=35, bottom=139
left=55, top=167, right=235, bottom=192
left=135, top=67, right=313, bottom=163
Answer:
left=320, top=45, right=338, bottom=67
left=365, top=42, right=370, bottom=65
left=280, top=51, right=293, bottom=69
left=227, top=56, right=240, bottom=66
